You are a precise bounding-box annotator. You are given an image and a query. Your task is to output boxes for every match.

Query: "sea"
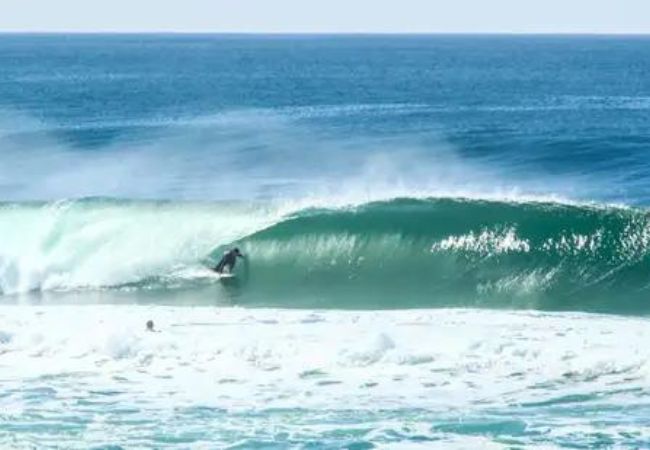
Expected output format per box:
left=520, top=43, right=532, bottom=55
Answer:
left=1, top=34, right=650, bottom=448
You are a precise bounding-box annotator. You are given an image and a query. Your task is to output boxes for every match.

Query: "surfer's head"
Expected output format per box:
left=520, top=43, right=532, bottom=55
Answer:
left=233, top=247, right=242, bottom=255
left=146, top=320, right=155, bottom=332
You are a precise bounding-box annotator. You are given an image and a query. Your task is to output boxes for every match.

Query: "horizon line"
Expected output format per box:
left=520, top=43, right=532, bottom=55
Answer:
left=1, top=30, right=650, bottom=36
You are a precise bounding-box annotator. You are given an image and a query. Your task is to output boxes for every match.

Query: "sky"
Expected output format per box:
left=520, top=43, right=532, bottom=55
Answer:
left=1, top=0, right=649, bottom=34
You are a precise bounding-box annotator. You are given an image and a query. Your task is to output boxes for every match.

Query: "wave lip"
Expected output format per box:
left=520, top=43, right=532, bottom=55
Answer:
left=2, top=196, right=650, bottom=315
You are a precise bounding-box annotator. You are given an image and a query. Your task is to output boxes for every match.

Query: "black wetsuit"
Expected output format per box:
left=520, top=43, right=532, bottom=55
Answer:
left=214, top=249, right=243, bottom=273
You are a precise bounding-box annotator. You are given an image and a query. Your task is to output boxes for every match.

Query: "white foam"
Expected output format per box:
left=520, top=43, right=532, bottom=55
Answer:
left=0, top=306, right=648, bottom=408
left=0, top=201, right=282, bottom=294
left=1, top=305, right=649, bottom=446
left=431, top=226, right=530, bottom=255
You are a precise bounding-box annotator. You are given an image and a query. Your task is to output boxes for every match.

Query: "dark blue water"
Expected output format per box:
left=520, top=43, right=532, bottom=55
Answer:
left=1, top=34, right=650, bottom=202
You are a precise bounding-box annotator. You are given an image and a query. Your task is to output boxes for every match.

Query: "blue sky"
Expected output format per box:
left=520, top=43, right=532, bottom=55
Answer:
left=1, top=0, right=649, bottom=33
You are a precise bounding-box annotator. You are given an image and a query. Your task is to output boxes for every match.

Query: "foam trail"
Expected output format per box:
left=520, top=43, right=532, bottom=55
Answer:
left=1, top=305, right=649, bottom=447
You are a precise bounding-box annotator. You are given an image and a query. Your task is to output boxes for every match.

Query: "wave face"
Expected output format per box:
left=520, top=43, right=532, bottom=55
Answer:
left=238, top=198, right=650, bottom=313
left=3, top=197, right=650, bottom=314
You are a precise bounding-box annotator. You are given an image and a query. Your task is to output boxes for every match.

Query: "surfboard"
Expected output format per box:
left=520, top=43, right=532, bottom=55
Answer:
left=217, top=272, right=239, bottom=285
left=198, top=267, right=237, bottom=281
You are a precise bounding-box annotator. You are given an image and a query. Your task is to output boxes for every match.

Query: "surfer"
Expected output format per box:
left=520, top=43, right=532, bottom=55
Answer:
left=213, top=247, right=245, bottom=274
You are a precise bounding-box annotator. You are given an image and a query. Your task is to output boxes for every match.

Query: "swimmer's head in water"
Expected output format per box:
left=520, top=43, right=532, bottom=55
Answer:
left=146, top=320, right=154, bottom=331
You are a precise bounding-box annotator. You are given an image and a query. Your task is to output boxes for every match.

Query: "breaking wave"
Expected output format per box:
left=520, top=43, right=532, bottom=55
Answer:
left=2, top=197, right=650, bottom=314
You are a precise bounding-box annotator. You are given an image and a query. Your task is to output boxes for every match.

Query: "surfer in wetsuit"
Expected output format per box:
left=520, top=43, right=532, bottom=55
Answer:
left=213, top=247, right=245, bottom=274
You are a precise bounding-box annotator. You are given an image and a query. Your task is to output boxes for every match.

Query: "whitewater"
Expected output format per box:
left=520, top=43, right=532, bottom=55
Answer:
left=2, top=34, right=650, bottom=448
left=3, top=306, right=650, bottom=448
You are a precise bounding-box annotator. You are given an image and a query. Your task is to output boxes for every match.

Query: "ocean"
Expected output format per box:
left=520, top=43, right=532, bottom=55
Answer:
left=1, top=34, right=650, bottom=448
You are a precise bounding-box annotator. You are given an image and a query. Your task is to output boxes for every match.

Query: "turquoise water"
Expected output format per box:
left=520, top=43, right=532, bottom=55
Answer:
left=2, top=35, right=650, bottom=448
left=4, top=197, right=650, bottom=314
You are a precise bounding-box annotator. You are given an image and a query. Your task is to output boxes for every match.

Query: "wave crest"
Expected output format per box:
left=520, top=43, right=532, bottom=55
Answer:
left=2, top=197, right=650, bottom=314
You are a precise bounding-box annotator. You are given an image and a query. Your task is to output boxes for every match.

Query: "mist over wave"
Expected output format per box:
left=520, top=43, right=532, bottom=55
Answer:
left=0, top=107, right=601, bottom=203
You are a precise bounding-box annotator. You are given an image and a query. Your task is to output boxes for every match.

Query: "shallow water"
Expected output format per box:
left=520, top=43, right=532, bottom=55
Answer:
left=1, top=306, right=650, bottom=448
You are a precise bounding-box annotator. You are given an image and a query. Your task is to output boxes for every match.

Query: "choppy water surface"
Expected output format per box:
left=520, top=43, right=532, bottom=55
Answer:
left=2, top=307, right=650, bottom=448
